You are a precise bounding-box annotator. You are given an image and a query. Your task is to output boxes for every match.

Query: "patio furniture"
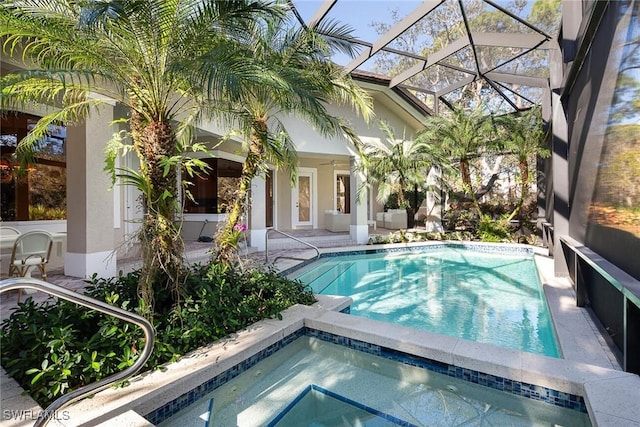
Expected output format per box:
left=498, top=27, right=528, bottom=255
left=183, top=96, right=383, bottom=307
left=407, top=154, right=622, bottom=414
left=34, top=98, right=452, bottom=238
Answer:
left=324, top=210, right=350, bottom=232
left=8, top=230, right=53, bottom=301
left=0, top=226, right=21, bottom=281
left=0, top=226, right=20, bottom=237
left=383, top=209, right=408, bottom=230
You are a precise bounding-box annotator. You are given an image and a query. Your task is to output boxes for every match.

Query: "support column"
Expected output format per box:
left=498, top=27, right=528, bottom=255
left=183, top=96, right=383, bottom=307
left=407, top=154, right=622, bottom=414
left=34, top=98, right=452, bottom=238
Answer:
left=249, top=175, right=268, bottom=251
left=550, top=47, right=570, bottom=277
left=551, top=93, right=570, bottom=277
left=561, top=0, right=583, bottom=63
left=64, top=108, right=117, bottom=278
left=425, top=167, right=443, bottom=232
left=349, top=156, right=368, bottom=244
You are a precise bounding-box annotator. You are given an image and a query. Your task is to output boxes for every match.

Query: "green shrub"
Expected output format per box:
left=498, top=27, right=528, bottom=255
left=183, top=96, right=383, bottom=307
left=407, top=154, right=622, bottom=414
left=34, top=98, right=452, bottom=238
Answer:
left=367, top=230, right=475, bottom=245
left=443, top=207, right=478, bottom=231
left=0, top=262, right=315, bottom=407
left=477, top=215, right=512, bottom=242
left=29, top=204, right=66, bottom=220
left=0, top=295, right=141, bottom=405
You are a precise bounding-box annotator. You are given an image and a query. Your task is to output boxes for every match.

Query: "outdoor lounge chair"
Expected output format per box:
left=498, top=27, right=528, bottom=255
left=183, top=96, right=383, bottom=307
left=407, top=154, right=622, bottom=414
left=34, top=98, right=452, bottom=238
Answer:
left=383, top=209, right=408, bottom=230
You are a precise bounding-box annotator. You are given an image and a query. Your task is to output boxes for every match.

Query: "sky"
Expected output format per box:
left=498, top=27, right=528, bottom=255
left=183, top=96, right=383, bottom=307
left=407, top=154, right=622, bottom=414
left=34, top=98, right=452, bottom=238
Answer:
left=292, top=0, right=423, bottom=42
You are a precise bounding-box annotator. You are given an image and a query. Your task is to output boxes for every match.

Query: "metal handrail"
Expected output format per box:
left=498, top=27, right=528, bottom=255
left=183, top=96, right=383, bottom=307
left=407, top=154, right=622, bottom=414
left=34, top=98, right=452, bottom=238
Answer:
left=0, top=278, right=155, bottom=427
left=265, top=228, right=320, bottom=264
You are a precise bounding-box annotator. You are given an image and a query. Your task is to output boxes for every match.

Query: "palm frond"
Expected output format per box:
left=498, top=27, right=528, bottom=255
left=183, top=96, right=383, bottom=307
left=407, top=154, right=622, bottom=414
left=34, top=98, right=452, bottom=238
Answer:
left=264, top=121, right=298, bottom=184
left=11, top=97, right=107, bottom=162
left=312, top=18, right=363, bottom=58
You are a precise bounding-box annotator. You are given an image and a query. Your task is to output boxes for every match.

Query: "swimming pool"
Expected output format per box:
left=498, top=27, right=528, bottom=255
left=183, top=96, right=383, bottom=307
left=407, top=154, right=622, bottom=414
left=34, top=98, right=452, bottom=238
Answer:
left=157, top=334, right=589, bottom=426
left=294, top=244, right=560, bottom=357
left=52, top=283, right=636, bottom=427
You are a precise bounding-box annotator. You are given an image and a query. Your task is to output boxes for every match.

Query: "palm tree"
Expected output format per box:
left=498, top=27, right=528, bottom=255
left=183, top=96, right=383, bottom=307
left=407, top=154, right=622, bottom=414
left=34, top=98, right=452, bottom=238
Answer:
left=356, top=120, right=446, bottom=209
left=0, top=0, right=287, bottom=316
left=495, top=106, right=550, bottom=220
left=214, top=18, right=374, bottom=262
left=417, top=107, right=498, bottom=214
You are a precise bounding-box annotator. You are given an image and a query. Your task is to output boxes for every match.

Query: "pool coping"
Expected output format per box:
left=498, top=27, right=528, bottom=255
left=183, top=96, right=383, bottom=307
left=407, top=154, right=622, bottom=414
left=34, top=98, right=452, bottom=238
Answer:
left=48, top=296, right=640, bottom=426
left=281, top=240, right=535, bottom=277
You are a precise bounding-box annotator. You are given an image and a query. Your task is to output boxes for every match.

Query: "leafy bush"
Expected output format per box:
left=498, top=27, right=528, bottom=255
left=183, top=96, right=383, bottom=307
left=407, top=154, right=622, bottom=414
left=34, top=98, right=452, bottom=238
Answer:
left=368, top=229, right=478, bottom=245
left=0, top=295, right=140, bottom=405
left=0, top=262, right=315, bottom=407
left=477, top=215, right=512, bottom=242
left=29, top=204, right=66, bottom=220
left=443, top=207, right=478, bottom=231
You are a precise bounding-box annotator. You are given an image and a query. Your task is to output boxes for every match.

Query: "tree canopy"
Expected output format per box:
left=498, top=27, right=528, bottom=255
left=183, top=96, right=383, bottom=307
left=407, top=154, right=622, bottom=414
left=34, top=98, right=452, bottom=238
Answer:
left=0, top=0, right=333, bottom=315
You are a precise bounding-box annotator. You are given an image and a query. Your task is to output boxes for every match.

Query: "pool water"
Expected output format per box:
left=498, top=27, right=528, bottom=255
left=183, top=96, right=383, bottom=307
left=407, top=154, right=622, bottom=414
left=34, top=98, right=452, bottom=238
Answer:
left=159, top=336, right=589, bottom=426
left=295, top=247, right=560, bottom=357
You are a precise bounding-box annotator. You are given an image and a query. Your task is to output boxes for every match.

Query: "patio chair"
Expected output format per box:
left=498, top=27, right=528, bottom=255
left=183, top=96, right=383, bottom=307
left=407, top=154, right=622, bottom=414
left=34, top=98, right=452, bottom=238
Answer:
left=0, top=226, right=21, bottom=279
left=8, top=230, right=53, bottom=302
left=0, top=225, right=21, bottom=237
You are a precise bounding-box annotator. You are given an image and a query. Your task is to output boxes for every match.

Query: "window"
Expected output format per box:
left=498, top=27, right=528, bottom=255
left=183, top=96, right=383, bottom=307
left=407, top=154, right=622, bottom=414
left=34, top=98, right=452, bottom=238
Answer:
left=335, top=173, right=350, bottom=213
left=183, top=158, right=242, bottom=214
left=0, top=112, right=66, bottom=221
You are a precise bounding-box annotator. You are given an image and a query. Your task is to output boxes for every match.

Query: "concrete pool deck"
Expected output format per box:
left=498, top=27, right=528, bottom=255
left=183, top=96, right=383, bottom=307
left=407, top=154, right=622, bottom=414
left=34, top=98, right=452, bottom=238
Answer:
left=1, top=241, right=639, bottom=426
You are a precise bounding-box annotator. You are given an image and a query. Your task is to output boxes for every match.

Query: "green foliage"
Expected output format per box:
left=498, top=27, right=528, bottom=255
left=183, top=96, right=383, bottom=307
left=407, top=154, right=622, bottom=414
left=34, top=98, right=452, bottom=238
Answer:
left=368, top=210, right=539, bottom=245
left=595, top=124, right=640, bottom=207
left=29, top=204, right=66, bottom=220
left=443, top=207, right=479, bottom=231
left=215, top=18, right=373, bottom=262
left=0, top=297, right=141, bottom=405
left=417, top=107, right=499, bottom=217
left=0, top=0, right=305, bottom=314
left=367, top=230, right=475, bottom=245
left=477, top=215, right=512, bottom=242
left=356, top=120, right=445, bottom=208
left=1, top=263, right=315, bottom=408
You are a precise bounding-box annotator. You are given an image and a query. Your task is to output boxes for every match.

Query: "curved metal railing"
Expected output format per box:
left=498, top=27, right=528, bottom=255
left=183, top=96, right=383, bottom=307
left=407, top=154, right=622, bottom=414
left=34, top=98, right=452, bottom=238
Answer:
left=0, top=277, right=155, bottom=427
left=265, top=228, right=320, bottom=264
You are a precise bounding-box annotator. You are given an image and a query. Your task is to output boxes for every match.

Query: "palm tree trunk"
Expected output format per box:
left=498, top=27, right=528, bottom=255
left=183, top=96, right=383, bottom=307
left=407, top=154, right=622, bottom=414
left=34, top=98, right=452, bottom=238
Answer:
left=132, top=111, right=184, bottom=316
left=460, top=157, right=482, bottom=215
left=460, top=158, right=472, bottom=193
left=215, top=119, right=266, bottom=262
left=507, top=156, right=529, bottom=221
left=396, top=186, right=406, bottom=208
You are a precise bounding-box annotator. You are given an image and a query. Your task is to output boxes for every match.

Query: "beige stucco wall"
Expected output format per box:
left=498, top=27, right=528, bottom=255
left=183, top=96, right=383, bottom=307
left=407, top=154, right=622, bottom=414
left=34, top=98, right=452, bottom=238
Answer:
left=270, top=95, right=424, bottom=230
left=1, top=63, right=426, bottom=264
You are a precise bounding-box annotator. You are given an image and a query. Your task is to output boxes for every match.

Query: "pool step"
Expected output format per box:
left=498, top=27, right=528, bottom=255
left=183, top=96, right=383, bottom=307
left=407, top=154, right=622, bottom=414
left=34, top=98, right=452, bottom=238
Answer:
left=299, top=262, right=355, bottom=294
left=266, top=236, right=357, bottom=250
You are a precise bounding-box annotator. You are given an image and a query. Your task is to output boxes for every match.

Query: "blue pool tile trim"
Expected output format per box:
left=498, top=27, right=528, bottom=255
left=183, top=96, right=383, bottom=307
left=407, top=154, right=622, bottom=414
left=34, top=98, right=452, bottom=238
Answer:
left=144, top=326, right=586, bottom=425
left=266, top=384, right=313, bottom=426
left=310, top=385, right=417, bottom=427
left=284, top=242, right=534, bottom=275
left=306, top=328, right=587, bottom=413
left=144, top=328, right=306, bottom=425
left=204, top=398, right=214, bottom=427
left=268, top=384, right=417, bottom=427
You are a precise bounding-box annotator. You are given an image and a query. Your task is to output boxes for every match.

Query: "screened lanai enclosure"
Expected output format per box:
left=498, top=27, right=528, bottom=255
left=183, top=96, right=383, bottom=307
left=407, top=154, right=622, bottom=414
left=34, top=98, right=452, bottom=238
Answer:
left=289, top=0, right=559, bottom=115
left=290, top=0, right=640, bottom=373
left=1, top=0, right=638, bottom=374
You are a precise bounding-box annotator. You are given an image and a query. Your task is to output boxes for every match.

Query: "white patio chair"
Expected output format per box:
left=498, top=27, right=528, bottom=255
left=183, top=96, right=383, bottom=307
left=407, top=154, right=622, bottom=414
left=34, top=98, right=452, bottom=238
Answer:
left=0, top=225, right=21, bottom=237
left=9, top=230, right=53, bottom=302
left=1, top=226, right=21, bottom=280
